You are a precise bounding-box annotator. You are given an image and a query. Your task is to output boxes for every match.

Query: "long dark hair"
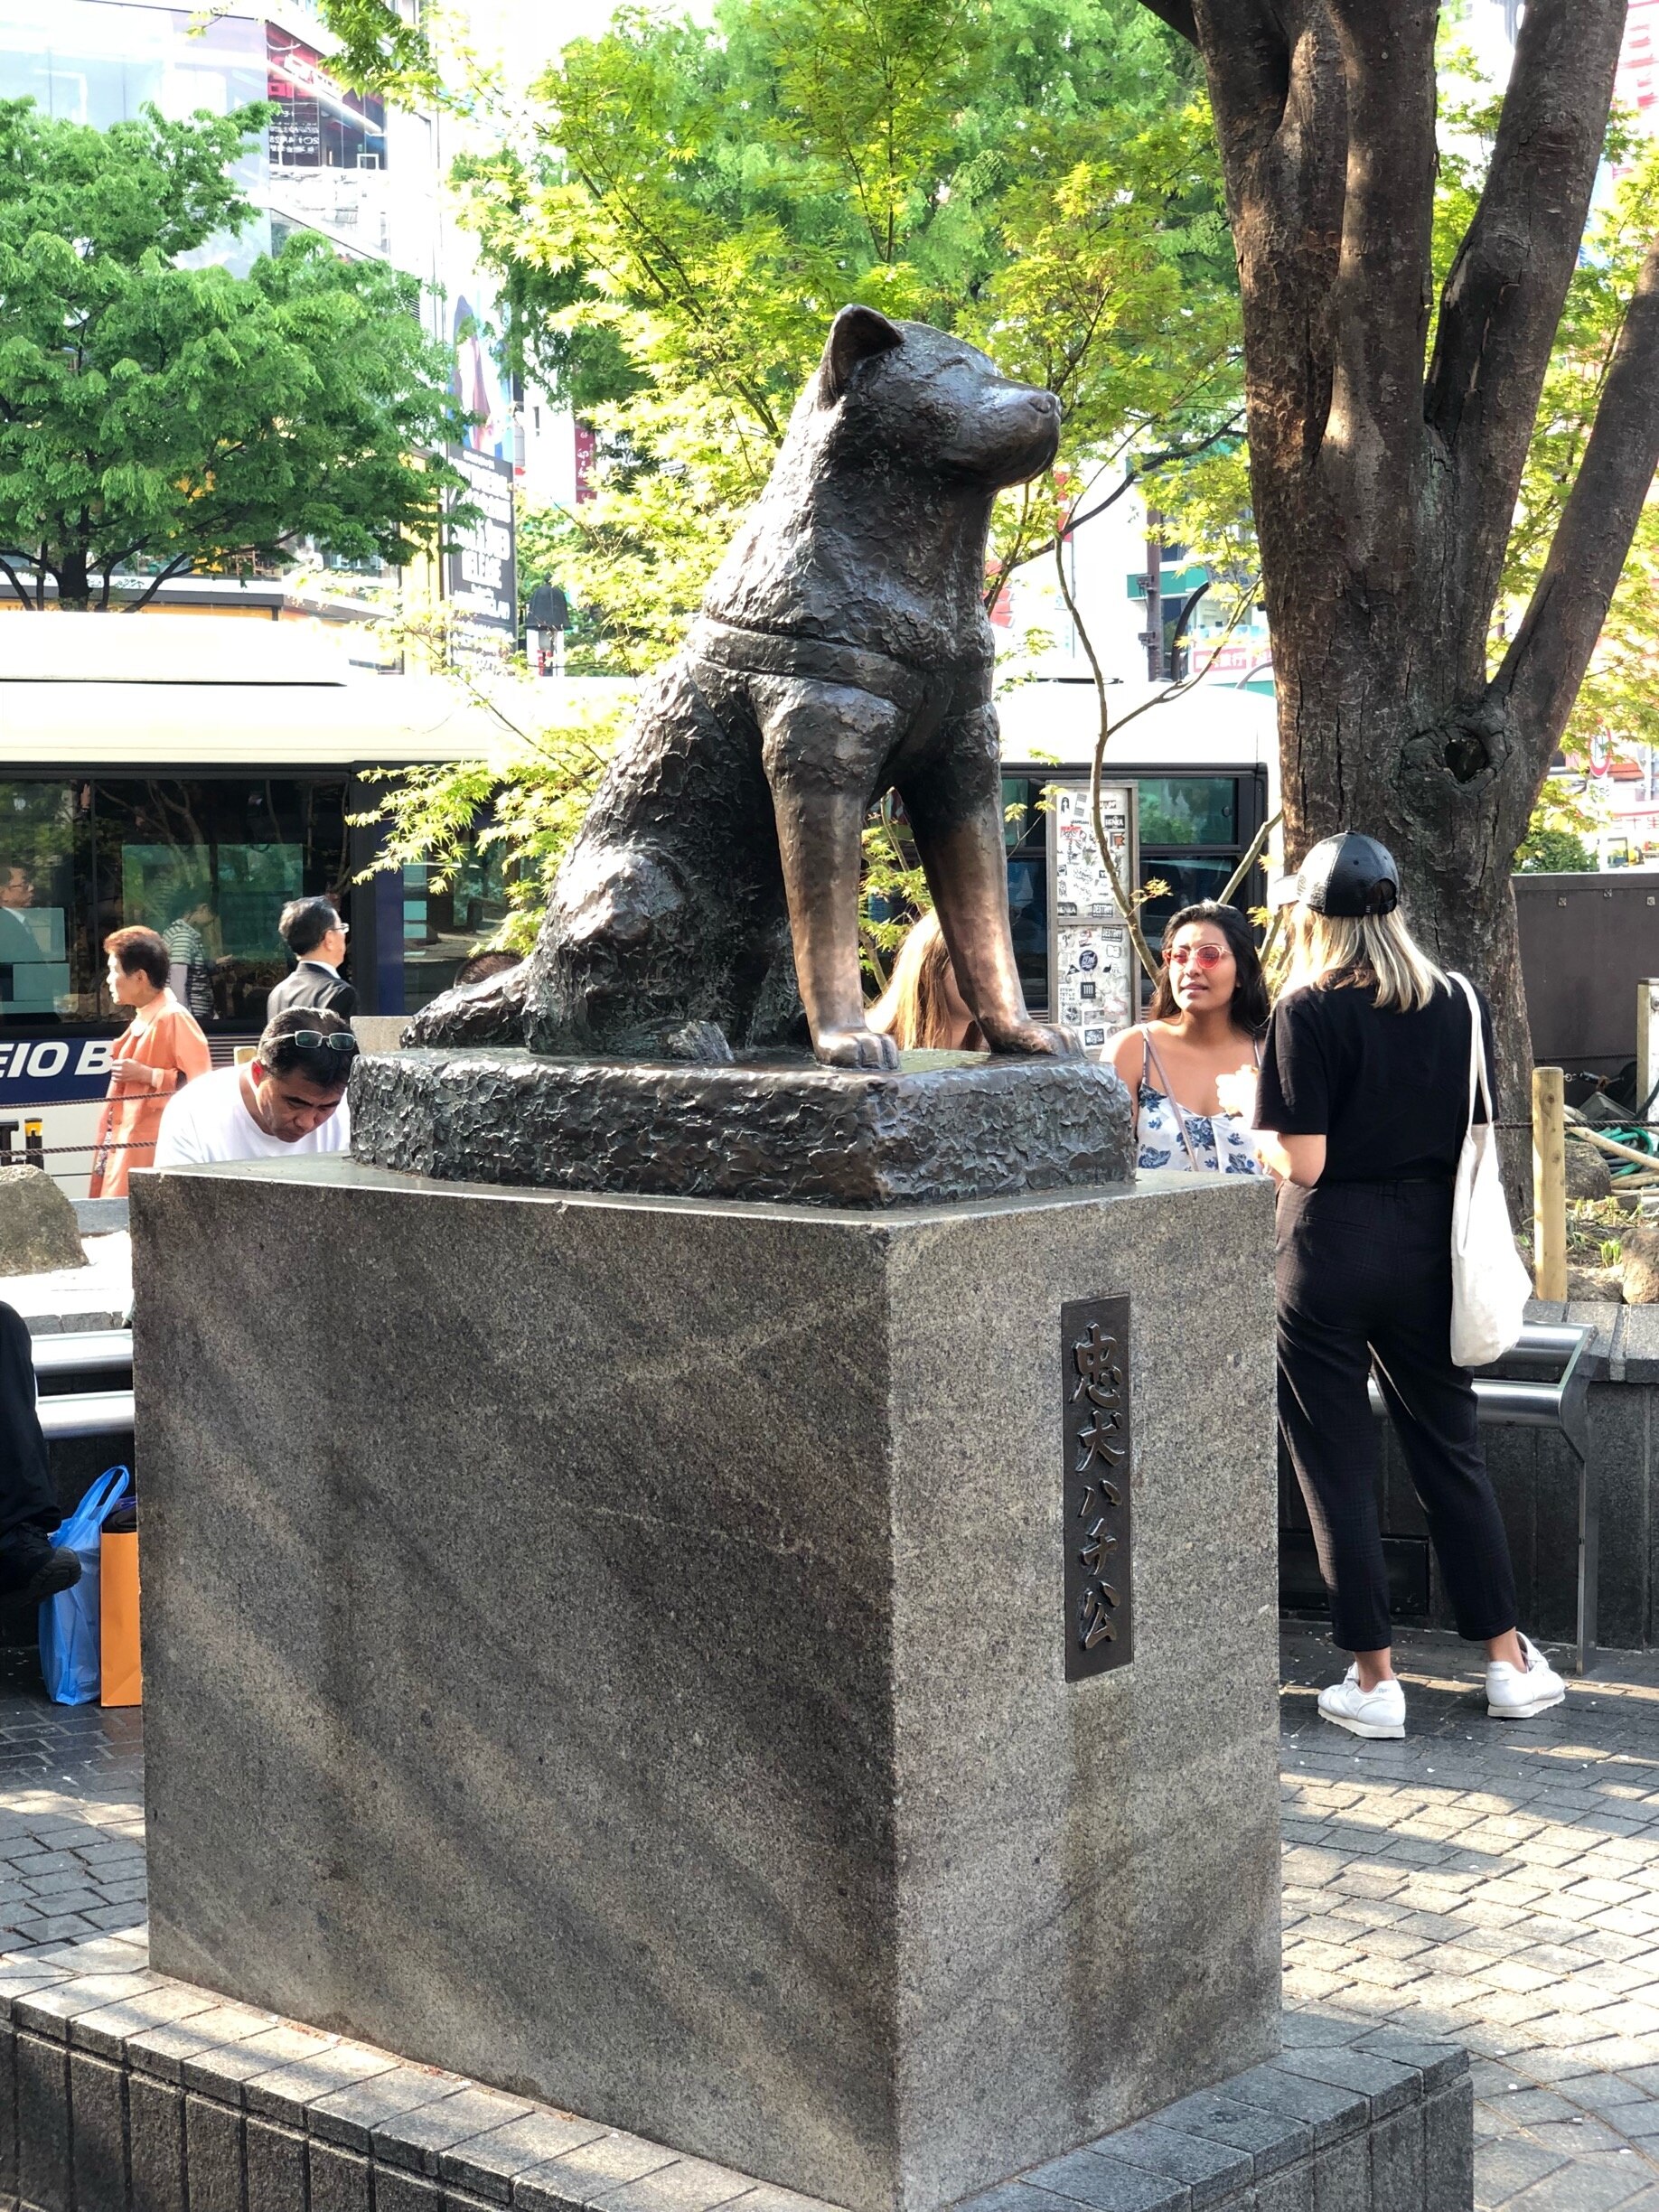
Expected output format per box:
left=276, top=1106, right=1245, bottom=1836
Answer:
left=1148, top=901, right=1270, bottom=1034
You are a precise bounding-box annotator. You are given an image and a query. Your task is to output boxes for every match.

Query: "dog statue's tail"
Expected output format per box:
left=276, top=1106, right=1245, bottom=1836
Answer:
left=402, top=959, right=530, bottom=1050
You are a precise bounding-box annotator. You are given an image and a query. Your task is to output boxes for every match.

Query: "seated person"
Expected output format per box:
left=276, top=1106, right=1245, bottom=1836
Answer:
left=0, top=1304, right=80, bottom=1602
left=153, top=1009, right=355, bottom=1168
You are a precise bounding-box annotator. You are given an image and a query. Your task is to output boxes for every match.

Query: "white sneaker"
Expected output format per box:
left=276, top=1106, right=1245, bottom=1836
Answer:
left=1486, top=1634, right=1566, bottom=1720
left=1317, top=1666, right=1406, bottom=1739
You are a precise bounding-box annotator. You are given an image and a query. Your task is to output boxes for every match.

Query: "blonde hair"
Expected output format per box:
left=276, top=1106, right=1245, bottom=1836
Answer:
left=869, top=910, right=979, bottom=1049
left=1279, top=904, right=1447, bottom=1014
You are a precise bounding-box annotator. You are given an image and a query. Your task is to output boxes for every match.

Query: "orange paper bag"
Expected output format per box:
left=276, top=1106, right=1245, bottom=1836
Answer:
left=99, top=1528, right=142, bottom=1708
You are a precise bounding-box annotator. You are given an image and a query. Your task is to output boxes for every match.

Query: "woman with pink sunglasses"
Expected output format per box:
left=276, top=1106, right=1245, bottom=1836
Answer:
left=1106, top=901, right=1270, bottom=1176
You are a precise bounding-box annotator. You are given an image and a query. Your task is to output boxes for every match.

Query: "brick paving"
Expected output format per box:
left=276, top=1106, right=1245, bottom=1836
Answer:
left=1283, top=1624, right=1659, bottom=2210
left=9, top=1625, right=1659, bottom=2207
left=0, top=1646, right=145, bottom=1956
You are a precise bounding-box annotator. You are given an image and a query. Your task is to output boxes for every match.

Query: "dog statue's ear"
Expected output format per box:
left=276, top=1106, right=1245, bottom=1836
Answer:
left=820, top=305, right=904, bottom=404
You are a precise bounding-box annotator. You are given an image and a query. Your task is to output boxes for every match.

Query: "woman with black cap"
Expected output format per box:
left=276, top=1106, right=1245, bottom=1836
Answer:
left=1244, top=833, right=1563, bottom=1739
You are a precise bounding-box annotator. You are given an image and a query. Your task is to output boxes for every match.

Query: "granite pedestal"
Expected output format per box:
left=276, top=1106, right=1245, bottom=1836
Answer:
left=0, top=1930, right=1473, bottom=2212
left=131, top=1157, right=1282, bottom=2212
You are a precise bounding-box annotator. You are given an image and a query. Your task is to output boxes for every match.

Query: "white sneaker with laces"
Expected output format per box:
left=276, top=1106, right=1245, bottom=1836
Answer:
left=1317, top=1665, right=1406, bottom=1739
left=1486, top=1634, right=1566, bottom=1720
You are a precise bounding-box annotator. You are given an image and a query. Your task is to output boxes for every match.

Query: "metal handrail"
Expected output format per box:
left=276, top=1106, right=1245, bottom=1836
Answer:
left=30, top=1330, right=134, bottom=1381
left=37, top=1390, right=136, bottom=1440
left=1367, top=1321, right=1598, bottom=1673
left=30, top=1328, right=136, bottom=1441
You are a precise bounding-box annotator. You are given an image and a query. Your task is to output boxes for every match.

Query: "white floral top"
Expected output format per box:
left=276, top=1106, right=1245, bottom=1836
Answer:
left=1133, top=1032, right=1264, bottom=1177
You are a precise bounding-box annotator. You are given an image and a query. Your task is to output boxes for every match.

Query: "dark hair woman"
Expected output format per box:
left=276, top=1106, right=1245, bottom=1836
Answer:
left=89, top=925, right=211, bottom=1197
left=1106, top=901, right=1269, bottom=1176
left=1246, top=833, right=1563, bottom=1739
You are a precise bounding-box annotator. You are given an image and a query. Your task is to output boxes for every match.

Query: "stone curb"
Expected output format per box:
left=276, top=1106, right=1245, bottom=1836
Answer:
left=0, top=1936, right=1469, bottom=2212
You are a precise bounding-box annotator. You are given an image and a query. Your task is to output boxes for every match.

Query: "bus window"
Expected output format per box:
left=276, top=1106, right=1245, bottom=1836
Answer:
left=1135, top=773, right=1261, bottom=958
left=1135, top=777, right=1238, bottom=847
left=1137, top=858, right=1248, bottom=943
left=92, top=778, right=351, bottom=1027
left=0, top=783, right=89, bottom=1023
left=401, top=849, right=512, bottom=1013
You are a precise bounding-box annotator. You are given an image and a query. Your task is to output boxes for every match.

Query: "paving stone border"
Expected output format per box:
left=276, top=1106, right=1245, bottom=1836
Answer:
left=0, top=1933, right=1471, bottom=2212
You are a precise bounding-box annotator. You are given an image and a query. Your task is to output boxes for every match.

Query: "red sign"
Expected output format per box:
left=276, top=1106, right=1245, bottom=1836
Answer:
left=574, top=420, right=598, bottom=504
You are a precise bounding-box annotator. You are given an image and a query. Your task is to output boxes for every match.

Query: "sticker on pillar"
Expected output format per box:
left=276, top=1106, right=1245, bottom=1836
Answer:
left=1063, top=1297, right=1132, bottom=1680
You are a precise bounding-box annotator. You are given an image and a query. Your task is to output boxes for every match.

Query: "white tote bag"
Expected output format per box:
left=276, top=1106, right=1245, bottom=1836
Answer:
left=1448, top=971, right=1531, bottom=1368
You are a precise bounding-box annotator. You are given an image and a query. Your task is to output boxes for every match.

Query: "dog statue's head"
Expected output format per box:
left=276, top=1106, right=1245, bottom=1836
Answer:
left=811, top=306, right=1061, bottom=492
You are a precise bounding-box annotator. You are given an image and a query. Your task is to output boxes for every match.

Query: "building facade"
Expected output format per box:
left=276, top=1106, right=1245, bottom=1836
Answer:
left=0, top=0, right=562, bottom=646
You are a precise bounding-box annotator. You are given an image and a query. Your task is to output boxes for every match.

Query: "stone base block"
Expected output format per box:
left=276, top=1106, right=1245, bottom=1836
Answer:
left=133, top=1158, right=1277, bottom=2212
left=0, top=1934, right=1472, bottom=2212
left=347, top=1046, right=1135, bottom=1205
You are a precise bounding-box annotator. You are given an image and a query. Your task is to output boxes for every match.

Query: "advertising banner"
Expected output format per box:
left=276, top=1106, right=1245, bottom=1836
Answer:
left=444, top=447, right=517, bottom=665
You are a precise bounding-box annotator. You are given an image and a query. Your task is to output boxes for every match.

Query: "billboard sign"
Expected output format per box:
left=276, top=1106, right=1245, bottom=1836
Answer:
left=444, top=446, right=517, bottom=663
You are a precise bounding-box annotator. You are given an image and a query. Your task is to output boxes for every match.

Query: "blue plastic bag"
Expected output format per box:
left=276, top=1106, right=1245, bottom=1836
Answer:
left=39, top=1466, right=133, bottom=1707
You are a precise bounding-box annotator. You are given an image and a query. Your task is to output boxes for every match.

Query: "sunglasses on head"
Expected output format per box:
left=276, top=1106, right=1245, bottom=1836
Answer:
left=1167, top=943, right=1227, bottom=969
left=269, top=1030, right=359, bottom=1055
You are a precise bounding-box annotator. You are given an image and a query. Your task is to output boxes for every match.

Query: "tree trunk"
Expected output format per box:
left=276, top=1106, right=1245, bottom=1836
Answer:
left=54, top=546, right=91, bottom=612
left=1274, top=644, right=1539, bottom=1180
left=1141, top=0, right=1659, bottom=1186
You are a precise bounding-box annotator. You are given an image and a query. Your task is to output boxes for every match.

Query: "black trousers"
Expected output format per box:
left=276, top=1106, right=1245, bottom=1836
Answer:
left=0, top=1304, right=60, bottom=1542
left=1277, top=1179, right=1519, bottom=1654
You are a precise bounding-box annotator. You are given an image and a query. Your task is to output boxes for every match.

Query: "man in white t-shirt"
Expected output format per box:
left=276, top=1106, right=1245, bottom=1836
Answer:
left=153, top=1008, right=354, bottom=1168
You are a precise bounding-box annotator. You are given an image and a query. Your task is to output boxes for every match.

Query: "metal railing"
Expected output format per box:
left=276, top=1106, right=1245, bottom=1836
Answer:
left=1369, top=1320, right=1597, bottom=1673
left=31, top=1328, right=135, bottom=1441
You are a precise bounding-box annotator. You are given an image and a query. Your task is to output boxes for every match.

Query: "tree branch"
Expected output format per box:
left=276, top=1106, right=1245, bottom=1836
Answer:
left=1317, top=2, right=1438, bottom=576
left=119, top=554, right=199, bottom=614
left=0, top=556, right=38, bottom=611
left=1186, top=2, right=1346, bottom=523
left=1492, top=230, right=1659, bottom=772
left=1000, top=414, right=1246, bottom=579
left=1425, top=0, right=1627, bottom=683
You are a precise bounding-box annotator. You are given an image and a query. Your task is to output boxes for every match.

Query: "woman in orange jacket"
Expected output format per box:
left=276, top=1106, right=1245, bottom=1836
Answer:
left=89, top=926, right=212, bottom=1197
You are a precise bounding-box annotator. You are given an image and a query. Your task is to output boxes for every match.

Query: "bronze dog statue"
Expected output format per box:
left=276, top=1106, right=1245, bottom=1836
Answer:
left=408, top=305, right=1080, bottom=1071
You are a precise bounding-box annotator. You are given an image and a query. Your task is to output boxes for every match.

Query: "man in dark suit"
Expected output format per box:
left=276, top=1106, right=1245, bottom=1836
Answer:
left=267, top=896, right=357, bottom=1020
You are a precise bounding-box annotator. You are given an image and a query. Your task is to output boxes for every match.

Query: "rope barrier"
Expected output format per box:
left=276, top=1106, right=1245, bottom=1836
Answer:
left=0, top=1140, right=156, bottom=1165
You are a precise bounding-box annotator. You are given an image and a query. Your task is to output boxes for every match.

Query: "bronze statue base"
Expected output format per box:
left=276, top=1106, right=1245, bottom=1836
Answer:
left=348, top=1048, right=1133, bottom=1209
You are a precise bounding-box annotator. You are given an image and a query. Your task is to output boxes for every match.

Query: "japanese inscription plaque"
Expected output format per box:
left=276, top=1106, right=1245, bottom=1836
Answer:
left=1063, top=1296, right=1132, bottom=1681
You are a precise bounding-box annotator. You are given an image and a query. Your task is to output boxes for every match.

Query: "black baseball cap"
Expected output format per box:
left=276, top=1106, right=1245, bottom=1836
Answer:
left=1269, top=833, right=1400, bottom=917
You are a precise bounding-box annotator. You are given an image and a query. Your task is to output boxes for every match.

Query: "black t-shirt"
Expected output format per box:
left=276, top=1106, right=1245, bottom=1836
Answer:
left=1254, top=976, right=1495, bottom=1183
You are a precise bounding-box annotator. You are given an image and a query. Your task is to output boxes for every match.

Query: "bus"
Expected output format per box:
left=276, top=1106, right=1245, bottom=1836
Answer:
left=0, top=614, right=509, bottom=1193
left=1, top=618, right=1277, bottom=1189
left=996, top=674, right=1279, bottom=1047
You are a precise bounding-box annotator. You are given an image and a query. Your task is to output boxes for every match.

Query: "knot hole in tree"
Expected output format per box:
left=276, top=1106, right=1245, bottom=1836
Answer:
left=1400, top=710, right=1512, bottom=799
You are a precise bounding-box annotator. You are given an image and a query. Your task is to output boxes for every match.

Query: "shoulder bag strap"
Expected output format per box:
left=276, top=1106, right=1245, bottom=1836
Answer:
left=1143, top=1031, right=1210, bottom=1173
left=1448, top=971, right=1492, bottom=1136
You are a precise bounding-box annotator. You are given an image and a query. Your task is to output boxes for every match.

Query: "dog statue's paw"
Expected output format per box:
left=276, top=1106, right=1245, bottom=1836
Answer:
left=404, top=967, right=528, bottom=1050
left=814, top=1025, right=903, bottom=1071
left=982, top=1017, right=1083, bottom=1060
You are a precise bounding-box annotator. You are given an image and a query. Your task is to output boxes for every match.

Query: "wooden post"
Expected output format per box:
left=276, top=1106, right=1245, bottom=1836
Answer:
left=1532, top=1064, right=1568, bottom=1303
